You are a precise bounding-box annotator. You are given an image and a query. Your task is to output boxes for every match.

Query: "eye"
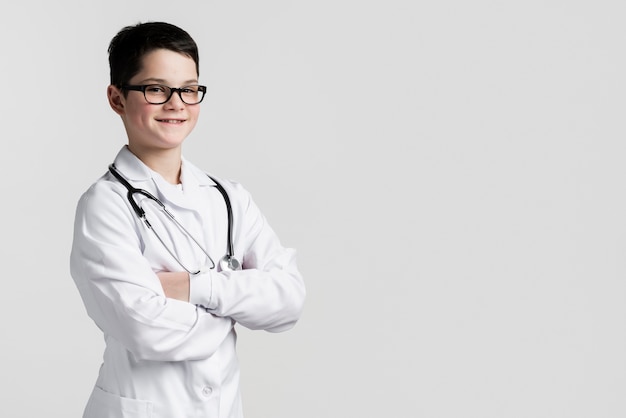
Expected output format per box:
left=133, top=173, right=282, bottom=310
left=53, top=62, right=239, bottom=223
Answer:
left=181, top=86, right=198, bottom=94
left=146, top=85, right=168, bottom=94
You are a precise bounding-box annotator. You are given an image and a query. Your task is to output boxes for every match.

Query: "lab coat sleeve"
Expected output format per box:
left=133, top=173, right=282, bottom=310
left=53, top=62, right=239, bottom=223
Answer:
left=200, top=182, right=306, bottom=332
left=70, top=181, right=234, bottom=362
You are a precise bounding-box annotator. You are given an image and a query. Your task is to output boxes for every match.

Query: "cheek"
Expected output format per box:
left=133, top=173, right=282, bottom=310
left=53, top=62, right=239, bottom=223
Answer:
left=189, top=106, right=201, bottom=121
left=124, top=102, right=154, bottom=124
left=133, top=108, right=159, bottom=127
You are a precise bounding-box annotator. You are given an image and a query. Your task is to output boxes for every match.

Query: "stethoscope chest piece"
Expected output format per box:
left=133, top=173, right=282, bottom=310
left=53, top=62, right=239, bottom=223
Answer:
left=220, top=255, right=242, bottom=271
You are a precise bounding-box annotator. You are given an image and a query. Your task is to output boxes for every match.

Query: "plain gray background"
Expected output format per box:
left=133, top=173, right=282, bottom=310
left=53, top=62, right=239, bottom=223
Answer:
left=1, top=1, right=625, bottom=417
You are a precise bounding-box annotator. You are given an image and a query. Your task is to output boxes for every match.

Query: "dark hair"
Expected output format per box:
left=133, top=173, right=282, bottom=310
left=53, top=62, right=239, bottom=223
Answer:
left=108, top=22, right=200, bottom=88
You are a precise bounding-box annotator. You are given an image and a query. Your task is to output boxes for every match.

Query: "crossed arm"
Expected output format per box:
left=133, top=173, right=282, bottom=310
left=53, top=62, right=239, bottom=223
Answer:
left=158, top=272, right=190, bottom=302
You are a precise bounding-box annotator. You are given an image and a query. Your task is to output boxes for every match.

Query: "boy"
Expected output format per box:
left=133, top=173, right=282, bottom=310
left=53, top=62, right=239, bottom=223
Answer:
left=70, top=21, right=305, bottom=418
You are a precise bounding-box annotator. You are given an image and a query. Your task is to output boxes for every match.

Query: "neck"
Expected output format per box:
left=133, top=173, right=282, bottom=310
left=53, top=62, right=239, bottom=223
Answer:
left=127, top=145, right=182, bottom=184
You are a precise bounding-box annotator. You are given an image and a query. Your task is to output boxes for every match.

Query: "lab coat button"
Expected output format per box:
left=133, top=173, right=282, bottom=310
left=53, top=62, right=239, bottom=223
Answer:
left=202, top=386, right=213, bottom=397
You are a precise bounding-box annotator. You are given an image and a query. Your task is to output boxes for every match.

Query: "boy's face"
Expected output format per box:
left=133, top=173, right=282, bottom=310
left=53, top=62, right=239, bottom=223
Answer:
left=108, top=49, right=201, bottom=156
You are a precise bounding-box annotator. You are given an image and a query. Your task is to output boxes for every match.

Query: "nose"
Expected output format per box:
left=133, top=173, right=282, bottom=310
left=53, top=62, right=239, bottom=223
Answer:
left=164, top=89, right=186, bottom=109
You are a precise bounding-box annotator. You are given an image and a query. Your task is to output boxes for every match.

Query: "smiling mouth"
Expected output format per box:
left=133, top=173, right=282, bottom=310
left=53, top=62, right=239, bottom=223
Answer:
left=157, top=119, right=185, bottom=123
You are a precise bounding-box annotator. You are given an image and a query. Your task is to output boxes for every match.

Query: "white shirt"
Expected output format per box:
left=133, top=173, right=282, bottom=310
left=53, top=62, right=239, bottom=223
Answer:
left=70, top=146, right=305, bottom=418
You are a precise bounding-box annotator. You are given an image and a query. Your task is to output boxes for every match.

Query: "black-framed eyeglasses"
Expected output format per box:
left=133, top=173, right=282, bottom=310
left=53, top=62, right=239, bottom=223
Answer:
left=122, top=84, right=207, bottom=105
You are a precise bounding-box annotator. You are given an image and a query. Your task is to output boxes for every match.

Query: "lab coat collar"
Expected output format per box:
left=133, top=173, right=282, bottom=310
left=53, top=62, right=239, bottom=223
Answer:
left=111, top=146, right=217, bottom=211
left=112, top=146, right=217, bottom=188
left=180, top=158, right=218, bottom=188
left=112, top=146, right=152, bottom=182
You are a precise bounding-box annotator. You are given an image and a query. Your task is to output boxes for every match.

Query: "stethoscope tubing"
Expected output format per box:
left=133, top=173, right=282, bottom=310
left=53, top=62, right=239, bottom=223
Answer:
left=108, top=164, right=240, bottom=272
left=206, top=175, right=235, bottom=258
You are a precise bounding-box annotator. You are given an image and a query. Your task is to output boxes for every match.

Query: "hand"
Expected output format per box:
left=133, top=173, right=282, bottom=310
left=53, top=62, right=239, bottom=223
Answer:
left=157, top=271, right=190, bottom=302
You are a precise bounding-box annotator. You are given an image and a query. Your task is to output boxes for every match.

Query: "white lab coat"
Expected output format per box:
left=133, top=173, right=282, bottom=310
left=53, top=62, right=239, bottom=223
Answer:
left=70, top=146, right=305, bottom=418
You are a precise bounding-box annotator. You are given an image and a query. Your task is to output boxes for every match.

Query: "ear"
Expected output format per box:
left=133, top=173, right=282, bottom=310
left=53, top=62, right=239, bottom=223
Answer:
left=107, top=85, right=126, bottom=115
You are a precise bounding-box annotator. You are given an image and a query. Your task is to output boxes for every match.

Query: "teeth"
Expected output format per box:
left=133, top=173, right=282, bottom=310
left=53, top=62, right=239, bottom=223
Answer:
left=159, top=119, right=183, bottom=123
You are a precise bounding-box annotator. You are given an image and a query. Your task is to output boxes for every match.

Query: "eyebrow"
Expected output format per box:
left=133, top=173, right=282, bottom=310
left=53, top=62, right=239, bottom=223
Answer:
left=136, top=78, right=199, bottom=85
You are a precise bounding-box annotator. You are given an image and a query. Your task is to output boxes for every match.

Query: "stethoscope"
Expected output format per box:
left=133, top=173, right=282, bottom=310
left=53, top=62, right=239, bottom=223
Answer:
left=108, top=164, right=242, bottom=273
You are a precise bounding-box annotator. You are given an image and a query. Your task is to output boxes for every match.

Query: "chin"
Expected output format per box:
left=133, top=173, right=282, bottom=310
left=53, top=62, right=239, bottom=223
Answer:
left=158, top=133, right=189, bottom=145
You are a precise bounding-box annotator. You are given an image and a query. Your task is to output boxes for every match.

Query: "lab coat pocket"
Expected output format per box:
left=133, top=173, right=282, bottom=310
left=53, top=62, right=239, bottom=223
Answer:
left=84, top=386, right=153, bottom=418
